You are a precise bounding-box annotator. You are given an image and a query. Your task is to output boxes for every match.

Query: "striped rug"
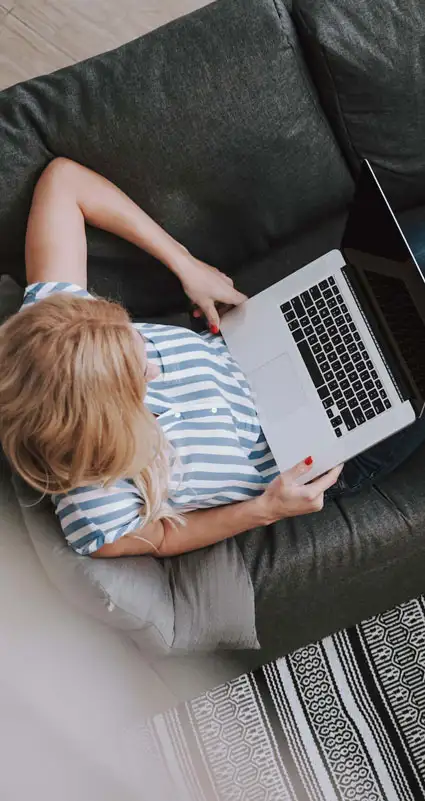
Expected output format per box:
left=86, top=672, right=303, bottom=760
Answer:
left=140, top=596, right=425, bottom=800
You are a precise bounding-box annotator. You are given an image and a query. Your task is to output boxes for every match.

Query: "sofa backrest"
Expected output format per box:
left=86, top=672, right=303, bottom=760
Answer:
left=292, top=0, right=425, bottom=211
left=0, top=0, right=352, bottom=318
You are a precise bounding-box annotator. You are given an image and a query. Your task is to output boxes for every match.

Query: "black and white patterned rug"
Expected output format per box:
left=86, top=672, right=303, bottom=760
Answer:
left=141, top=596, right=425, bottom=800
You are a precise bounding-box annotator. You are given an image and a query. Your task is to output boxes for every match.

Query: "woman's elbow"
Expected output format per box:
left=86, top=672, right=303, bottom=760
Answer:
left=37, top=157, right=78, bottom=191
left=91, top=521, right=166, bottom=558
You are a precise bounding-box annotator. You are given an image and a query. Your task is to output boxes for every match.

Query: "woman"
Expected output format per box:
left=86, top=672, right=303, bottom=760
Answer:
left=0, top=158, right=423, bottom=559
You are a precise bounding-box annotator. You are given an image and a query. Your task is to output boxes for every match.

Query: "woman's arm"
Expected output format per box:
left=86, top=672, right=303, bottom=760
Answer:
left=25, top=157, right=188, bottom=287
left=93, top=496, right=266, bottom=558
left=93, top=460, right=343, bottom=558
left=25, top=157, right=245, bottom=327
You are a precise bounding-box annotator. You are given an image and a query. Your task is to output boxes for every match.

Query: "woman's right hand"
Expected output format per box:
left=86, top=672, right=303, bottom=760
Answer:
left=256, top=459, right=344, bottom=525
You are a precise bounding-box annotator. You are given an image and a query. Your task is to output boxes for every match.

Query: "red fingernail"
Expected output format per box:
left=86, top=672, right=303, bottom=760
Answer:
left=193, top=309, right=201, bottom=318
left=305, top=456, right=313, bottom=466
left=210, top=325, right=219, bottom=334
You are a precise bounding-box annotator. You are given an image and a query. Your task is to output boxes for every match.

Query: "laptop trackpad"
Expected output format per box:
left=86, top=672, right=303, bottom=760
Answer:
left=248, top=353, right=306, bottom=423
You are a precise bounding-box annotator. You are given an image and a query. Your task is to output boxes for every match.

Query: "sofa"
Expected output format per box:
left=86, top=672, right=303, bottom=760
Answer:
left=1, top=0, right=425, bottom=794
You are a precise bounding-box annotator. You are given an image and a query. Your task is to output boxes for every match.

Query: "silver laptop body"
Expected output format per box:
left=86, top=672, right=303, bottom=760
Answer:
left=221, top=161, right=424, bottom=482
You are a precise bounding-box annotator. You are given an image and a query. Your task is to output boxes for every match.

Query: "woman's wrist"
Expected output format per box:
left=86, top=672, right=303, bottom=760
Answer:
left=251, top=494, right=279, bottom=527
left=164, top=241, right=192, bottom=276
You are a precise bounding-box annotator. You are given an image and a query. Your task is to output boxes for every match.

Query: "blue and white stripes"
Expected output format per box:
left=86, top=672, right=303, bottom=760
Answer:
left=22, top=282, right=279, bottom=555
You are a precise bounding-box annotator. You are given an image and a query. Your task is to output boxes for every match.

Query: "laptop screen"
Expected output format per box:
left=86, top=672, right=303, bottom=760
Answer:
left=341, top=160, right=425, bottom=403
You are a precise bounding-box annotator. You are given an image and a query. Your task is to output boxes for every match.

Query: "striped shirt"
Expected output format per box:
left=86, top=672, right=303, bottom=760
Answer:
left=22, top=282, right=279, bottom=555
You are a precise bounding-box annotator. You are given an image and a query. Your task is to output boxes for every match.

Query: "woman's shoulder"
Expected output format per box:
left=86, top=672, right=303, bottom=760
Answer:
left=52, top=479, right=145, bottom=556
left=22, top=281, right=93, bottom=309
left=53, top=478, right=142, bottom=509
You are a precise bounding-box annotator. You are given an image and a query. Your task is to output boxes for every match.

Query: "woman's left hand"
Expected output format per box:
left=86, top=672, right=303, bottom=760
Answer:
left=176, top=254, right=247, bottom=332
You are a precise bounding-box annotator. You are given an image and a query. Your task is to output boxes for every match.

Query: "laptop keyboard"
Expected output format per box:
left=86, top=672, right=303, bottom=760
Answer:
left=281, top=276, right=392, bottom=438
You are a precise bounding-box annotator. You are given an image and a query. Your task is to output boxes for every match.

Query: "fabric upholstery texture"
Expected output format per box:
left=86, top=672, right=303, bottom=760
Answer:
left=0, top=0, right=352, bottom=318
left=292, top=0, right=425, bottom=210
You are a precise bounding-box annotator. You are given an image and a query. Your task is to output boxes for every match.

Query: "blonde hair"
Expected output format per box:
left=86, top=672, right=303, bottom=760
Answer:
left=0, top=292, right=181, bottom=529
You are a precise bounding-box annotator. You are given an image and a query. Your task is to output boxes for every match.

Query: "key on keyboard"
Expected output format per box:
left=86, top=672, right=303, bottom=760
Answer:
left=280, top=281, right=392, bottom=437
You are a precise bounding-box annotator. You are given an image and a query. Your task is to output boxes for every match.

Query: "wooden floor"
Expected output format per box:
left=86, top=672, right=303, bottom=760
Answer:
left=0, top=0, right=211, bottom=90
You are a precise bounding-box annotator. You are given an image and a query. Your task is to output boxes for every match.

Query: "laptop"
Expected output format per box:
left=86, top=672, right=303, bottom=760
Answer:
left=220, top=159, right=425, bottom=483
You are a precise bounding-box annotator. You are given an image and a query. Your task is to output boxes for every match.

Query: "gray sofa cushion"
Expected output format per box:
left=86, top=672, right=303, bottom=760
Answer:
left=292, top=0, right=425, bottom=210
left=13, top=476, right=259, bottom=655
left=0, top=276, right=258, bottom=655
left=0, top=0, right=352, bottom=317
